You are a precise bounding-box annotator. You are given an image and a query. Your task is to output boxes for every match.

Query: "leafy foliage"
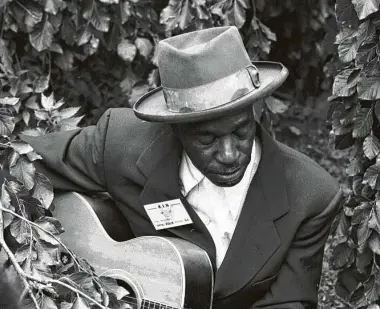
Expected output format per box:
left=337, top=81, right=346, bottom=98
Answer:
left=0, top=0, right=342, bottom=308
left=0, top=107, right=133, bottom=308
left=330, top=1, right=380, bottom=307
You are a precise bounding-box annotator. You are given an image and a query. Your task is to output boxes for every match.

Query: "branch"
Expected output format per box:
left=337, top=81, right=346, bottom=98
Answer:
left=0, top=206, right=87, bottom=272
left=0, top=207, right=40, bottom=309
left=25, top=274, right=110, bottom=309
left=0, top=207, right=109, bottom=309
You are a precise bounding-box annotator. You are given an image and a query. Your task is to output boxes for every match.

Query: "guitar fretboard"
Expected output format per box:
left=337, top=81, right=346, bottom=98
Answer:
left=142, top=299, right=178, bottom=309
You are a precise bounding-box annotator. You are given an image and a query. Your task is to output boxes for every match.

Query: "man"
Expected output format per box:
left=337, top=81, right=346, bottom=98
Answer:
left=22, top=26, right=342, bottom=308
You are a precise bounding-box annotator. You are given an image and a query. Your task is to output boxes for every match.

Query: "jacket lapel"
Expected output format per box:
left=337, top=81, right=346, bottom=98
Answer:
left=213, top=127, right=289, bottom=298
left=137, top=126, right=217, bottom=267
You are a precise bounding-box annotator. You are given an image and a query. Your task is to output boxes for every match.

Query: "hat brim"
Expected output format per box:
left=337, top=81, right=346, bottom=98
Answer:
left=133, top=61, right=289, bottom=123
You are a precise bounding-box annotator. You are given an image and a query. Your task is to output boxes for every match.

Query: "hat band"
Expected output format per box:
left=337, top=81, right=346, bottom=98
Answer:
left=162, top=65, right=260, bottom=113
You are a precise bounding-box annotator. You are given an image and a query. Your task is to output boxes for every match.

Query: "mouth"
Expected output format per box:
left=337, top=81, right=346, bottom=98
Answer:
left=208, top=166, right=242, bottom=179
left=217, top=167, right=241, bottom=176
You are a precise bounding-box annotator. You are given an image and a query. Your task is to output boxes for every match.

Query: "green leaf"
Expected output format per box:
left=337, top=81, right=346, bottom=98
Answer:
left=41, top=295, right=58, bottom=309
left=363, top=135, right=380, bottom=159
left=357, top=76, right=380, bottom=100
left=160, top=0, right=194, bottom=32
left=23, top=110, right=31, bottom=126
left=35, top=238, right=60, bottom=266
left=91, top=8, right=110, bottom=32
left=0, top=97, right=20, bottom=106
left=25, top=95, right=40, bottom=110
left=27, top=150, right=42, bottom=161
left=356, top=42, right=378, bottom=66
left=363, top=275, right=380, bottom=304
left=369, top=200, right=380, bottom=234
left=338, top=32, right=360, bottom=63
left=29, top=21, right=54, bottom=52
left=72, top=296, right=90, bottom=309
left=333, top=69, right=360, bottom=97
left=369, top=231, right=380, bottom=254
left=119, top=0, right=131, bottom=24
left=134, top=37, right=153, bottom=60
left=65, top=272, right=96, bottom=296
left=59, top=107, right=81, bottom=119
left=32, top=173, right=54, bottom=209
left=23, top=2, right=44, bottom=32
left=21, top=128, right=46, bottom=137
left=41, top=93, right=55, bottom=110
left=60, top=302, right=73, bottom=309
left=99, top=0, right=119, bottom=3
left=0, top=108, right=15, bottom=135
left=1, top=183, right=12, bottom=210
left=44, top=0, right=65, bottom=15
left=0, top=39, right=14, bottom=75
left=117, top=40, right=137, bottom=63
left=332, top=242, right=355, bottom=269
left=9, top=156, right=36, bottom=190
left=226, top=0, right=250, bottom=29
left=15, top=244, right=32, bottom=264
left=100, top=276, right=129, bottom=300
left=10, top=218, right=30, bottom=244
left=33, top=216, right=64, bottom=242
left=76, top=25, right=92, bottom=46
left=35, top=110, right=49, bottom=121
left=352, top=0, right=380, bottom=20
left=54, top=51, right=74, bottom=71
left=55, top=116, right=84, bottom=131
left=335, top=0, right=359, bottom=27
left=352, top=107, right=373, bottom=138
left=34, top=75, right=50, bottom=93
left=335, top=132, right=355, bottom=149
left=10, top=141, right=34, bottom=155
left=356, top=248, right=372, bottom=273
left=358, top=215, right=371, bottom=252
left=346, top=157, right=363, bottom=176
left=363, top=164, right=380, bottom=189
left=265, top=96, right=288, bottom=114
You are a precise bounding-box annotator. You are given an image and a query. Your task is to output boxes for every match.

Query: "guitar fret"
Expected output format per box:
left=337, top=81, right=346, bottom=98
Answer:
left=142, top=299, right=176, bottom=309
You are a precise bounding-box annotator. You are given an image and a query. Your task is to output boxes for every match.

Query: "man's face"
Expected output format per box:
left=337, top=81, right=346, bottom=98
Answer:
left=176, top=107, right=256, bottom=187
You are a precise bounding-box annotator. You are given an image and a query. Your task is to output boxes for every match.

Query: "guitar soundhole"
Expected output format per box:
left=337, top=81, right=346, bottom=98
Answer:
left=116, top=279, right=138, bottom=309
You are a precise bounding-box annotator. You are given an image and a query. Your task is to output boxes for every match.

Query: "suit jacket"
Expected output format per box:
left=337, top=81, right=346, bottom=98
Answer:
left=21, top=108, right=343, bottom=309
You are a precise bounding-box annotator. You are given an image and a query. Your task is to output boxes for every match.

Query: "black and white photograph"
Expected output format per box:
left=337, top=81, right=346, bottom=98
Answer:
left=0, top=0, right=376, bottom=308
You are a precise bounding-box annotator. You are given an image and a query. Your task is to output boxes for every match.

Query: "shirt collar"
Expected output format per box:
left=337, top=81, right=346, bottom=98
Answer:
left=179, top=138, right=258, bottom=197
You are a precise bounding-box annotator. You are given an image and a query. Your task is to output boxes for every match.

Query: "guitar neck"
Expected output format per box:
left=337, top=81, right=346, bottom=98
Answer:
left=142, top=299, right=180, bottom=309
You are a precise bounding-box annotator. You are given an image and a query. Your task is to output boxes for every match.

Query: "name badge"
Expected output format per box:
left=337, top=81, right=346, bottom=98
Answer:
left=144, top=199, right=193, bottom=230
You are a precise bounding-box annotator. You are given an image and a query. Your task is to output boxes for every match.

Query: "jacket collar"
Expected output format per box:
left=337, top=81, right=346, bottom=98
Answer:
left=136, top=124, right=289, bottom=297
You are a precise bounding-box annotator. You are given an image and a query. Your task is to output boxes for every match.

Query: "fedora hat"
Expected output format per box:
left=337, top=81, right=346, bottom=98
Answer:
left=133, top=26, right=288, bottom=123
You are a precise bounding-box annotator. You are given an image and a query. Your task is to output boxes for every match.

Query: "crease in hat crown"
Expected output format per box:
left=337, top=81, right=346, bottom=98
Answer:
left=158, top=26, right=252, bottom=89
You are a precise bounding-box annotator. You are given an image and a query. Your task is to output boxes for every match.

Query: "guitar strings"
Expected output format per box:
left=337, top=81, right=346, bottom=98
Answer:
left=116, top=295, right=179, bottom=309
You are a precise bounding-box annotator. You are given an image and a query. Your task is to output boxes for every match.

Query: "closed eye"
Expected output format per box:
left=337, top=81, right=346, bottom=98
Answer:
left=198, top=135, right=215, bottom=145
left=235, top=127, right=250, bottom=137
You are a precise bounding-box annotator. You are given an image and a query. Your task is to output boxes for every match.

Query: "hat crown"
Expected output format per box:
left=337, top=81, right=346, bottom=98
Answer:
left=158, top=26, right=252, bottom=89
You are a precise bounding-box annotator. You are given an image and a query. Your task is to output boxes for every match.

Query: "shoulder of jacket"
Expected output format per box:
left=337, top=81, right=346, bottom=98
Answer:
left=275, top=140, right=341, bottom=215
left=102, top=108, right=169, bottom=161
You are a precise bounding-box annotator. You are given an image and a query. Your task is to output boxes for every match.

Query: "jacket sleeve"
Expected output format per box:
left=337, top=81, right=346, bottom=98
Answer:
left=251, top=188, right=343, bottom=309
left=20, top=109, right=112, bottom=193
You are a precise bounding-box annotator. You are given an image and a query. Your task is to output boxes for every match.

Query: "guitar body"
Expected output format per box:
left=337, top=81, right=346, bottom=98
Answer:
left=52, top=192, right=214, bottom=309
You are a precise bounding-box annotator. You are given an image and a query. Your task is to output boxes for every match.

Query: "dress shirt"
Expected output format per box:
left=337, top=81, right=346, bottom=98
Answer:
left=179, top=137, right=262, bottom=268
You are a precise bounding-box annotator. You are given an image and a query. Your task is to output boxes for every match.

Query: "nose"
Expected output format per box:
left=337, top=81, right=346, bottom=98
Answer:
left=216, top=136, right=239, bottom=165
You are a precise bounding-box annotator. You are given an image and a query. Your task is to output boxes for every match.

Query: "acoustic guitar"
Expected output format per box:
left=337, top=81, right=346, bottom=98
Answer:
left=51, top=192, right=214, bottom=309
